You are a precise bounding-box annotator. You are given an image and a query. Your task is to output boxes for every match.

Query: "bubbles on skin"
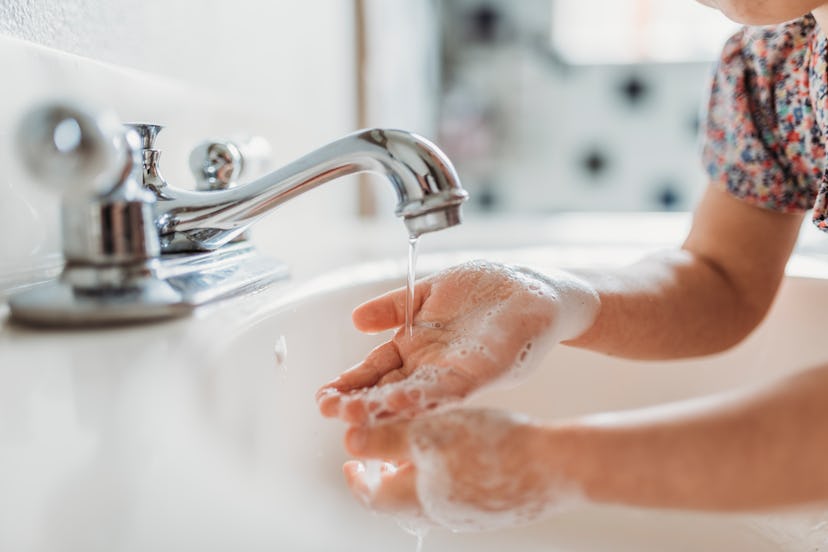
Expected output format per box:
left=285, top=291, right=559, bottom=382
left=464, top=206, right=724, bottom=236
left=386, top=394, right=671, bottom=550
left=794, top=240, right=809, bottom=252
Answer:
left=339, top=364, right=456, bottom=424
left=363, top=460, right=383, bottom=497
left=336, top=260, right=598, bottom=424
left=518, top=343, right=531, bottom=362
left=451, top=262, right=599, bottom=366
left=322, top=260, right=605, bottom=542
left=434, top=263, right=564, bottom=384
left=318, top=387, right=338, bottom=399
left=351, top=460, right=435, bottom=543
left=336, top=261, right=602, bottom=532
left=498, top=338, right=556, bottom=388
left=408, top=409, right=586, bottom=532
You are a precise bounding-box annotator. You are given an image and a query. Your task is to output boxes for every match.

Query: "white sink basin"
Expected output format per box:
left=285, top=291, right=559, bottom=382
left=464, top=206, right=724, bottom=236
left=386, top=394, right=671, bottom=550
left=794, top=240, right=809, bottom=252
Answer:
left=3, top=245, right=828, bottom=551
left=196, top=251, right=828, bottom=551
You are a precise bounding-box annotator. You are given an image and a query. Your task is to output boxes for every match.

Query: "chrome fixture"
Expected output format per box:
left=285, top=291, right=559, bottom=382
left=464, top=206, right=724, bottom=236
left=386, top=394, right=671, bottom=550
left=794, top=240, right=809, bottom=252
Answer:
left=8, top=102, right=468, bottom=326
left=134, top=124, right=468, bottom=253
left=189, top=135, right=271, bottom=191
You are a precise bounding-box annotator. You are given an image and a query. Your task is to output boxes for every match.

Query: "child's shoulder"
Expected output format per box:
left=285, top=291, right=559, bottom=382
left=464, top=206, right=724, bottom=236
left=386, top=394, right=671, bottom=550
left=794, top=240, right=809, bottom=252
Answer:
left=724, top=15, right=817, bottom=70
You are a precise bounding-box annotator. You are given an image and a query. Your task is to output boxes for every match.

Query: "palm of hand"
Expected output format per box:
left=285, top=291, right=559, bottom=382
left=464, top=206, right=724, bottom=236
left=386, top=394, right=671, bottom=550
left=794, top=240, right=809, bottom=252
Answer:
left=342, top=409, right=578, bottom=531
left=317, top=261, right=559, bottom=424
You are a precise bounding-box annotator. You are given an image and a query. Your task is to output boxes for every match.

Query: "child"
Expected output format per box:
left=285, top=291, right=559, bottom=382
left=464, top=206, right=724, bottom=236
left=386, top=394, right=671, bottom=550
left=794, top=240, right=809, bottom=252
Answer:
left=317, top=0, right=828, bottom=531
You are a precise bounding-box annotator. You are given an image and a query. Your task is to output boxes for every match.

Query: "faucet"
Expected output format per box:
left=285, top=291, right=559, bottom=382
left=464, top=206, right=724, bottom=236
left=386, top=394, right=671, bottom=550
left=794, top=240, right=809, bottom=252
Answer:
left=131, top=124, right=467, bottom=252
left=8, top=102, right=468, bottom=326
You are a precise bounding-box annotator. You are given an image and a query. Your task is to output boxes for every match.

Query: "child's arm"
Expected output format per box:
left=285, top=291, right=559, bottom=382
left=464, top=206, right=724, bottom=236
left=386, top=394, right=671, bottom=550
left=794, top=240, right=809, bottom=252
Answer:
left=552, top=360, right=828, bottom=511
left=318, top=185, right=803, bottom=424
left=568, top=185, right=804, bottom=358
left=342, top=361, right=828, bottom=528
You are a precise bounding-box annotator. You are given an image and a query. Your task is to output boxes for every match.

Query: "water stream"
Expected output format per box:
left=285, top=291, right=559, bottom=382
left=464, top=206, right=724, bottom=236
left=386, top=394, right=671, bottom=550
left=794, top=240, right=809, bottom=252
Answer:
left=404, top=236, right=419, bottom=338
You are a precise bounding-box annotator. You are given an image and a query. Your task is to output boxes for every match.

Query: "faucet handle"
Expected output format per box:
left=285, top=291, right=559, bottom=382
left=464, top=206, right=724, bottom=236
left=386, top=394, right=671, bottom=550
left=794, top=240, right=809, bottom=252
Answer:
left=189, top=136, right=271, bottom=191
left=127, top=123, right=163, bottom=150
left=15, top=101, right=159, bottom=265
left=9, top=102, right=192, bottom=326
left=17, top=101, right=138, bottom=197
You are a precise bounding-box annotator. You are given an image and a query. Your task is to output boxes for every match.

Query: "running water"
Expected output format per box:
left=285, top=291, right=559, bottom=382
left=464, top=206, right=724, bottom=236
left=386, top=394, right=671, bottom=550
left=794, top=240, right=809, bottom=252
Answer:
left=362, top=460, right=430, bottom=551
left=377, top=236, right=428, bottom=550
left=405, top=236, right=419, bottom=338
left=415, top=531, right=426, bottom=552
left=398, top=518, right=430, bottom=552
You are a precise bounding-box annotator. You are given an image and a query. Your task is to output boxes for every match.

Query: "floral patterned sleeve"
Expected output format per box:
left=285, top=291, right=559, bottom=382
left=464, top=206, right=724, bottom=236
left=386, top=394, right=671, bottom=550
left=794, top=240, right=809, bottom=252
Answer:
left=701, top=18, right=825, bottom=213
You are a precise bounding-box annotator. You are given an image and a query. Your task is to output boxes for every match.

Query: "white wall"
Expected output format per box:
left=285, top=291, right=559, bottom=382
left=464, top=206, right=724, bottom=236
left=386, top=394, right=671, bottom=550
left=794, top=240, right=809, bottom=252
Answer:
left=0, top=0, right=357, bottom=131
left=0, top=1, right=360, bottom=290
left=361, top=0, right=442, bottom=220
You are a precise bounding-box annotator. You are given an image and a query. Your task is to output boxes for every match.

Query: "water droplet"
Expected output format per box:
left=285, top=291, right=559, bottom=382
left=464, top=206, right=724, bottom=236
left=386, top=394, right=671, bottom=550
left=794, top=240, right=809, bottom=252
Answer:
left=273, top=335, right=288, bottom=378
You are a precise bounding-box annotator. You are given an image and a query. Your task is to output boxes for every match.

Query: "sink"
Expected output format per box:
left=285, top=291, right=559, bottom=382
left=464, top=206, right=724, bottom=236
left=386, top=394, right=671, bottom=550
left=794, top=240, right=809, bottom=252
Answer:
left=196, top=249, right=828, bottom=551
left=3, top=244, right=828, bottom=551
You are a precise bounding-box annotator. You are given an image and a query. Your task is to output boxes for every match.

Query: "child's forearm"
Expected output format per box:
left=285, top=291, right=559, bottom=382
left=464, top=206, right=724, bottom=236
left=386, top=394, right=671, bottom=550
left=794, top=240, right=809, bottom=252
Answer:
left=566, top=248, right=763, bottom=358
left=564, top=187, right=803, bottom=359
left=544, top=363, right=828, bottom=511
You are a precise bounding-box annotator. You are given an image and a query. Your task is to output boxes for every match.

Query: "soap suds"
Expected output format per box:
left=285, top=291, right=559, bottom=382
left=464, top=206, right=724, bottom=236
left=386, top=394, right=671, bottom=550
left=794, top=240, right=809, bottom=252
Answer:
left=408, top=409, right=585, bottom=532
left=340, top=364, right=454, bottom=424
left=341, top=261, right=600, bottom=532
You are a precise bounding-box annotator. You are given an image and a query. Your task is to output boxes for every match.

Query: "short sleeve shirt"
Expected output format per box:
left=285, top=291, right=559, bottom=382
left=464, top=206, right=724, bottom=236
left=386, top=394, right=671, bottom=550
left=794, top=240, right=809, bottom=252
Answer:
left=702, top=15, right=828, bottom=224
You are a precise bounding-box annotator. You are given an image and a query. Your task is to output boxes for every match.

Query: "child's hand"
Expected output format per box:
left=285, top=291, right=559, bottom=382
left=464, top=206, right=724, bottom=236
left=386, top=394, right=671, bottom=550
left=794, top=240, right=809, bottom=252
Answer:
left=341, top=408, right=583, bottom=531
left=316, top=260, right=599, bottom=425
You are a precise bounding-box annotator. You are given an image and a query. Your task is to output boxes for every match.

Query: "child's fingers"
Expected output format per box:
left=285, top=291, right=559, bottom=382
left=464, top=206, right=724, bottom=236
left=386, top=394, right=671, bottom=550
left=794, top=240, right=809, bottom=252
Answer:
left=316, top=341, right=404, bottom=418
left=316, top=388, right=342, bottom=418
left=352, top=282, right=431, bottom=333
left=320, top=341, right=403, bottom=393
left=344, top=460, right=420, bottom=513
left=378, top=362, right=480, bottom=414
left=331, top=361, right=482, bottom=424
left=342, top=396, right=370, bottom=425
left=345, top=419, right=413, bottom=460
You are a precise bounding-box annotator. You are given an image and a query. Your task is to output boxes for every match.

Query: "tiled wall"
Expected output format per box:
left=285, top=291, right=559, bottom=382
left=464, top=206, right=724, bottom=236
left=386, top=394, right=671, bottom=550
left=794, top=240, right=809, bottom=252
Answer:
left=435, top=0, right=717, bottom=214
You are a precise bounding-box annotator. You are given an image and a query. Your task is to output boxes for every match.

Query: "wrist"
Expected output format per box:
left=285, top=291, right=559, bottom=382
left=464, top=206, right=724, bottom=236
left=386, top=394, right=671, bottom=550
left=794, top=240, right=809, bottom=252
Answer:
left=512, top=265, right=601, bottom=342
left=548, top=269, right=601, bottom=342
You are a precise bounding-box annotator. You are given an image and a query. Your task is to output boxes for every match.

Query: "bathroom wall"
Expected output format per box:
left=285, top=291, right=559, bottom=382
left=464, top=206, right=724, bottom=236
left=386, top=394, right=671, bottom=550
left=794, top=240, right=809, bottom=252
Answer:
left=359, top=0, right=443, bottom=220
left=434, top=0, right=720, bottom=214
left=0, top=0, right=357, bottom=133
left=0, top=0, right=359, bottom=290
left=360, top=0, right=736, bottom=216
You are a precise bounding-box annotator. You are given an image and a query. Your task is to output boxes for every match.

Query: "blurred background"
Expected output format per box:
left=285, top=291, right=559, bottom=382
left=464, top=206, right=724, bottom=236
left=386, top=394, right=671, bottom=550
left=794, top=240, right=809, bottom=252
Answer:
left=0, top=0, right=739, bottom=216
left=359, top=0, right=738, bottom=217
left=0, top=0, right=741, bottom=280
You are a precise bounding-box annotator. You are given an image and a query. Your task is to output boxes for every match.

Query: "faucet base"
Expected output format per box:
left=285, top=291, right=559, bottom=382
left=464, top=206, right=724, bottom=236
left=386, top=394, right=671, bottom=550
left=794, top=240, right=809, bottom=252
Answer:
left=8, top=277, right=192, bottom=326
left=8, top=243, right=289, bottom=327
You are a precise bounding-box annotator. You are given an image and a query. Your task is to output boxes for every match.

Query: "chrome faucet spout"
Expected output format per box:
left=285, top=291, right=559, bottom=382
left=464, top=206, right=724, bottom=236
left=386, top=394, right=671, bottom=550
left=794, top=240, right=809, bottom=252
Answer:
left=153, top=128, right=468, bottom=252
left=11, top=102, right=469, bottom=326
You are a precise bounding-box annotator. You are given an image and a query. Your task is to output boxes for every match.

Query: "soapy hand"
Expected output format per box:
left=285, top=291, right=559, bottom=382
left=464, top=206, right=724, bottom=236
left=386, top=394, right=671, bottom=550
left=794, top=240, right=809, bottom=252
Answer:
left=342, top=408, right=583, bottom=531
left=316, top=260, right=599, bottom=425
